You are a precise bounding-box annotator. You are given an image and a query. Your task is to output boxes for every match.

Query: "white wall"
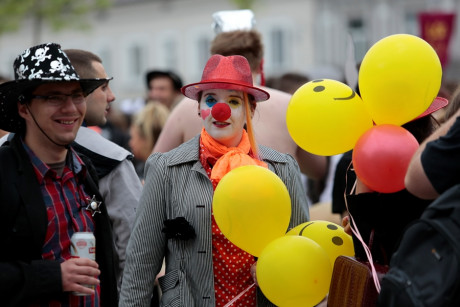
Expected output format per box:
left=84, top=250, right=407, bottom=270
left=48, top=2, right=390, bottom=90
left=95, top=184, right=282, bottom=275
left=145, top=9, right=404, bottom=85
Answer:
left=0, top=0, right=457, bottom=104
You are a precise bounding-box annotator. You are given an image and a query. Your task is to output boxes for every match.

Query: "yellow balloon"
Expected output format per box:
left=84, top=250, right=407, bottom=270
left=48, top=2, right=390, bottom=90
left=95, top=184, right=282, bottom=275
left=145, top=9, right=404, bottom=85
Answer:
left=359, top=34, right=442, bottom=126
left=257, top=236, right=332, bottom=307
left=287, top=220, right=355, bottom=266
left=286, top=79, right=374, bottom=156
left=213, top=165, right=291, bottom=256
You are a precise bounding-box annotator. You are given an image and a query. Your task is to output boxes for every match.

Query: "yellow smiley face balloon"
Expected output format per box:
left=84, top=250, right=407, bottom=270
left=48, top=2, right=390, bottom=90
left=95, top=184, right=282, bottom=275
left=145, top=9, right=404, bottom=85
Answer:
left=286, top=79, right=373, bottom=156
left=287, top=220, right=355, bottom=267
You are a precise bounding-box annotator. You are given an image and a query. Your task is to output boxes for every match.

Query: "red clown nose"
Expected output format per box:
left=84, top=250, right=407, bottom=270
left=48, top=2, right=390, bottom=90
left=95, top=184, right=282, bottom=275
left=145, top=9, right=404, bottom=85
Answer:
left=211, top=103, right=231, bottom=121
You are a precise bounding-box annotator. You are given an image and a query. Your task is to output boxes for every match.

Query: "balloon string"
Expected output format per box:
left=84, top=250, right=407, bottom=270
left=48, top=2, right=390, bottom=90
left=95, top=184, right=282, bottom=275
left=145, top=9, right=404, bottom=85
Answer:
left=223, top=283, right=256, bottom=307
left=346, top=199, right=381, bottom=292
left=344, top=163, right=381, bottom=293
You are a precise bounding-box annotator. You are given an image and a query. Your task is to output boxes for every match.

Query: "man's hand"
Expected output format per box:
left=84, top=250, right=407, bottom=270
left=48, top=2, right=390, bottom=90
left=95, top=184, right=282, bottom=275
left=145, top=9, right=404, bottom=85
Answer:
left=61, top=258, right=100, bottom=295
left=342, top=215, right=352, bottom=236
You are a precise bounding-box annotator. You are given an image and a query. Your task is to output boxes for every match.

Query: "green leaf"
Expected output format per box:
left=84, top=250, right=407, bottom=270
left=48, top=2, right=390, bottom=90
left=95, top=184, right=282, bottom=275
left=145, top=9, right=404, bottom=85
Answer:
left=0, top=0, right=112, bottom=40
left=229, top=0, right=257, bottom=9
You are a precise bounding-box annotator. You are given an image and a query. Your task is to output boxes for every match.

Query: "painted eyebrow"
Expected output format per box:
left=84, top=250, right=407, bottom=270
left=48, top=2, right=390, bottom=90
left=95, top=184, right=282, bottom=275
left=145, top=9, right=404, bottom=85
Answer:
left=228, top=95, right=243, bottom=99
left=202, top=92, right=243, bottom=100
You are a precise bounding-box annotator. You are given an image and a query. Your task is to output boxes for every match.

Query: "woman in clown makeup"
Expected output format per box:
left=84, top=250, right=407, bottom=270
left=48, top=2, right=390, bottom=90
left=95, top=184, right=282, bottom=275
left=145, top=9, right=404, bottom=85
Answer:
left=120, top=55, right=309, bottom=307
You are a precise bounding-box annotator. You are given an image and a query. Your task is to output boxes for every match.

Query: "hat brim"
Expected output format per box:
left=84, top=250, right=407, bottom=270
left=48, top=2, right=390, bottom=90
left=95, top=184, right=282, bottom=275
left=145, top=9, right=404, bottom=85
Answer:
left=414, top=97, right=448, bottom=120
left=181, top=81, right=270, bottom=102
left=0, top=78, right=108, bottom=133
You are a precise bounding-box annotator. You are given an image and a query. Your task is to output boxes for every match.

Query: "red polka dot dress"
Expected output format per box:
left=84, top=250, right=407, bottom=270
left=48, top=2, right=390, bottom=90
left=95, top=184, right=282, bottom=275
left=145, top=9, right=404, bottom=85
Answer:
left=200, top=142, right=257, bottom=307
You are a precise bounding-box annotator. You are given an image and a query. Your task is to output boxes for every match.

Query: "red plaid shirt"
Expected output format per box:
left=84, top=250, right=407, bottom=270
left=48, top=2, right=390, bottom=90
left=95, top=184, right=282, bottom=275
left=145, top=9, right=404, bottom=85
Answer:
left=24, top=141, right=100, bottom=307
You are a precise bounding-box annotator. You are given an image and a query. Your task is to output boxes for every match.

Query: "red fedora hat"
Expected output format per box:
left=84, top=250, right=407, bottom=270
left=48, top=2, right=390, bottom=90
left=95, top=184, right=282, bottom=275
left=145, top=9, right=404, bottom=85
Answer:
left=181, top=54, right=269, bottom=102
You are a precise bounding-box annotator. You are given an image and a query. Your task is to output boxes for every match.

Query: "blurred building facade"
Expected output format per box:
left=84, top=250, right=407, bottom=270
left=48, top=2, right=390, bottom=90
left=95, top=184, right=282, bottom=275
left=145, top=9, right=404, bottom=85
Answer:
left=0, top=0, right=458, bottom=103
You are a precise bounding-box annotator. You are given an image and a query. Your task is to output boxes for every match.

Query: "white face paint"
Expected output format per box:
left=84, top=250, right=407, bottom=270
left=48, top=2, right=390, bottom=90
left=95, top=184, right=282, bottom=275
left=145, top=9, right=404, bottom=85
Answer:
left=199, top=88, right=246, bottom=148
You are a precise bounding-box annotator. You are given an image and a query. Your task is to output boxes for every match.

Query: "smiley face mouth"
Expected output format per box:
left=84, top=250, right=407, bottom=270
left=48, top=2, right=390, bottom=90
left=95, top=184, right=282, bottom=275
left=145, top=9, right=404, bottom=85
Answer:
left=334, top=90, right=356, bottom=100
left=299, top=222, right=314, bottom=235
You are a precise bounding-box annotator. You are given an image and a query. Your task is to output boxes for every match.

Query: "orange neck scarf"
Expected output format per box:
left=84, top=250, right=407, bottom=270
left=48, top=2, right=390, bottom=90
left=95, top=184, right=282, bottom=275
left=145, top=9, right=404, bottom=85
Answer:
left=200, top=128, right=268, bottom=183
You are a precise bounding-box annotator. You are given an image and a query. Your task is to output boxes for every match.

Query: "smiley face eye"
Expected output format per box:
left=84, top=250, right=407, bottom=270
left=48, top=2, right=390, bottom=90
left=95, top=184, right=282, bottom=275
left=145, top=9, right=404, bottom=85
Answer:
left=314, top=85, right=325, bottom=92
left=332, top=236, right=344, bottom=246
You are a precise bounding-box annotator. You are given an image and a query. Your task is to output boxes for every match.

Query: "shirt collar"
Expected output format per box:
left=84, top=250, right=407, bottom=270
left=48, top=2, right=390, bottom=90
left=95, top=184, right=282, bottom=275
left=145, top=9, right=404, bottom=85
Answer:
left=21, top=138, right=86, bottom=183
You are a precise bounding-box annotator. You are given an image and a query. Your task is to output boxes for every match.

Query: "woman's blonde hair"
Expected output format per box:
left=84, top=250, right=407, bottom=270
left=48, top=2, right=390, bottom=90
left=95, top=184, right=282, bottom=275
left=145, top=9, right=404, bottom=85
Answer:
left=132, top=102, right=170, bottom=153
left=244, top=92, right=259, bottom=158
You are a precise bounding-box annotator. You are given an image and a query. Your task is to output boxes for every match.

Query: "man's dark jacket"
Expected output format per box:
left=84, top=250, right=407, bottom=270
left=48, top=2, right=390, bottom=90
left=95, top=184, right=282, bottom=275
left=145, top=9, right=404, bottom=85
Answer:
left=0, top=134, right=118, bottom=306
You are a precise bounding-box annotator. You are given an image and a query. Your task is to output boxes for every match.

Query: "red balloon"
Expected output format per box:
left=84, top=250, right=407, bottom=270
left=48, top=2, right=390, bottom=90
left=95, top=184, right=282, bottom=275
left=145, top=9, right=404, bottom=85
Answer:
left=352, top=124, right=419, bottom=193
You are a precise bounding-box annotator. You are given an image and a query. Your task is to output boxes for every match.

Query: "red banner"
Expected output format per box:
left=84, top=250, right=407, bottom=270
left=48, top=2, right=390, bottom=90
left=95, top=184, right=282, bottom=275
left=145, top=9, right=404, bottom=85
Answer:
left=418, top=12, right=456, bottom=67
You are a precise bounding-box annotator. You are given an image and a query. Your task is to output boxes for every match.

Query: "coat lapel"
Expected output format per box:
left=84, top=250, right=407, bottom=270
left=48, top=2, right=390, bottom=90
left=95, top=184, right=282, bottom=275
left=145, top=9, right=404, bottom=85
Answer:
left=11, top=136, right=48, bottom=256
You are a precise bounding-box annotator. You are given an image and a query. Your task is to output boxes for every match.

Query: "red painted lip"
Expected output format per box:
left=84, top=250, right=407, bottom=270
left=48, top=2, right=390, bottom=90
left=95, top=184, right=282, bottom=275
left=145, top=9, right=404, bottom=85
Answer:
left=213, top=121, right=230, bottom=128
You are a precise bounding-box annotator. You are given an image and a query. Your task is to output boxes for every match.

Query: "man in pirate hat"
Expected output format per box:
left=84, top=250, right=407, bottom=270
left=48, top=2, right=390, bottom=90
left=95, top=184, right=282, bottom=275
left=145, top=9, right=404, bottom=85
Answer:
left=0, top=43, right=117, bottom=306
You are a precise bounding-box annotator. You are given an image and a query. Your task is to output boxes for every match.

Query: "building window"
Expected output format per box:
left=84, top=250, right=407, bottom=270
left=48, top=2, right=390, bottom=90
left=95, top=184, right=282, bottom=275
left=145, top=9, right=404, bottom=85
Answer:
left=197, top=36, right=211, bottom=72
left=163, top=38, right=178, bottom=70
left=129, top=45, right=143, bottom=78
left=98, top=49, right=112, bottom=77
left=125, top=43, right=146, bottom=90
left=270, top=28, right=286, bottom=68
left=315, top=7, right=341, bottom=66
left=186, top=27, right=213, bottom=81
left=405, top=12, right=418, bottom=36
left=157, top=32, right=180, bottom=71
left=348, top=18, right=367, bottom=63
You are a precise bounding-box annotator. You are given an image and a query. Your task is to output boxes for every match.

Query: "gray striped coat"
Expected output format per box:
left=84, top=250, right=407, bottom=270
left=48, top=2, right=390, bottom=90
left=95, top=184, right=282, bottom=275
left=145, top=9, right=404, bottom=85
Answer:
left=119, top=135, right=310, bottom=307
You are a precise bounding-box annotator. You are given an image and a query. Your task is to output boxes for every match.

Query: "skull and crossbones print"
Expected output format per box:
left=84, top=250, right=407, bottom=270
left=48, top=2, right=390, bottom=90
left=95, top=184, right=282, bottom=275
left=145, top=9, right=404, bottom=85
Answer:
left=31, top=46, right=51, bottom=66
left=50, top=57, right=70, bottom=76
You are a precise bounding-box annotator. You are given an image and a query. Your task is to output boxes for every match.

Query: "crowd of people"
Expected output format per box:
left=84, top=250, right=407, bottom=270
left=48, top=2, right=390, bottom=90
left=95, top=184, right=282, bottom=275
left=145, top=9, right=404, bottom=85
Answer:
left=0, top=10, right=459, bottom=307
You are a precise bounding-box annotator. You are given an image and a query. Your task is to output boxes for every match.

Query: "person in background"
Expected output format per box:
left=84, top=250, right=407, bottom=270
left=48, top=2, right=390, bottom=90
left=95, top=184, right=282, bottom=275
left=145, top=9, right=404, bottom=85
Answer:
left=340, top=97, right=447, bottom=264
left=325, top=97, right=448, bottom=307
left=120, top=54, right=309, bottom=306
left=433, top=80, right=458, bottom=123
left=65, top=48, right=142, bottom=289
left=128, top=101, right=170, bottom=305
left=129, top=102, right=170, bottom=179
left=0, top=129, right=7, bottom=138
left=145, top=70, right=184, bottom=110
left=153, top=29, right=327, bottom=184
left=265, top=72, right=309, bottom=97
left=102, top=105, right=132, bottom=150
left=0, top=42, right=117, bottom=306
left=405, top=102, right=460, bottom=200
left=442, top=84, right=460, bottom=122
left=0, top=75, right=10, bottom=138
